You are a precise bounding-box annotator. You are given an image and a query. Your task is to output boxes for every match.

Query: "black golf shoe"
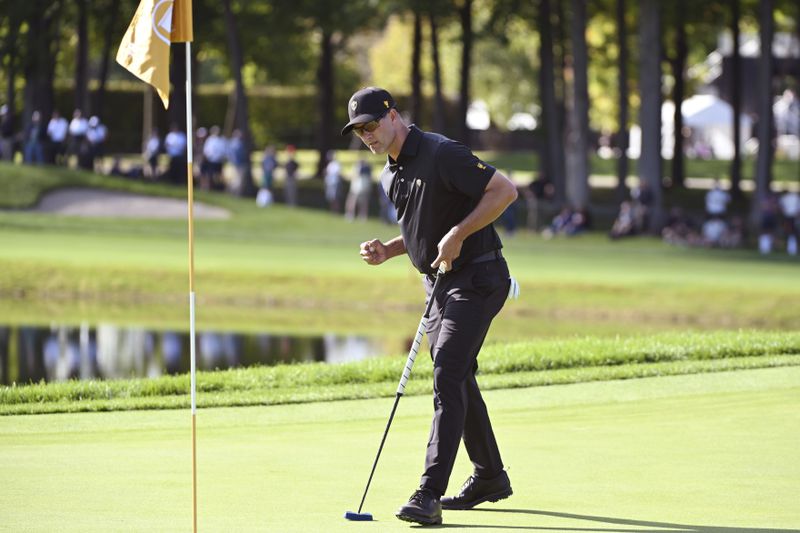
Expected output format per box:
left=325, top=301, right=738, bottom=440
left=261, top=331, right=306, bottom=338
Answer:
left=441, top=471, right=513, bottom=510
left=396, top=488, right=442, bottom=525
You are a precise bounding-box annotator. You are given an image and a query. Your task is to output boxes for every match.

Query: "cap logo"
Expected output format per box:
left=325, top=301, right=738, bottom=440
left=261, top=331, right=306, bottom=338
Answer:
left=477, top=162, right=487, bottom=170
left=350, top=100, right=358, bottom=111
left=383, top=100, right=389, bottom=108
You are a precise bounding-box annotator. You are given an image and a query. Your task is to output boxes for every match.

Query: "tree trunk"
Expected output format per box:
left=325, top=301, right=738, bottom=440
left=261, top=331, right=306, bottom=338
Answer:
left=23, top=0, right=61, bottom=124
left=222, top=0, right=256, bottom=196
left=411, top=10, right=422, bottom=125
left=3, top=7, right=20, bottom=112
left=565, top=0, right=589, bottom=211
left=638, top=0, right=663, bottom=233
left=429, top=10, right=446, bottom=133
left=751, top=0, right=774, bottom=224
left=670, top=0, right=687, bottom=189
left=315, top=29, right=334, bottom=179
left=458, top=0, right=473, bottom=145
left=730, top=0, right=743, bottom=199
left=538, top=0, right=565, bottom=205
left=168, top=44, right=187, bottom=128
left=74, top=0, right=89, bottom=114
left=615, top=0, right=630, bottom=200
left=93, top=0, right=121, bottom=120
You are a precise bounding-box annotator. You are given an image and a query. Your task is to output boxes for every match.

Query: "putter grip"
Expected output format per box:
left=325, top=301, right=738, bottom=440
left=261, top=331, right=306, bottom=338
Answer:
left=397, top=316, right=427, bottom=395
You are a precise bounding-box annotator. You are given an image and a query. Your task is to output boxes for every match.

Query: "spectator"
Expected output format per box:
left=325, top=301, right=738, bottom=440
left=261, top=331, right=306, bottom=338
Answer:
left=609, top=201, right=637, bottom=240
left=143, top=128, right=162, bottom=179
left=543, top=207, right=589, bottom=238
left=779, top=190, right=799, bottom=256
left=86, top=116, right=108, bottom=173
left=68, top=109, right=89, bottom=167
left=260, top=145, right=277, bottom=193
left=662, top=207, right=701, bottom=247
left=193, top=127, right=208, bottom=182
left=257, top=145, right=277, bottom=208
left=46, top=110, right=69, bottom=165
left=22, top=110, right=46, bottom=165
left=701, top=217, right=728, bottom=247
left=522, top=174, right=553, bottom=231
left=227, top=129, right=249, bottom=194
left=0, top=104, right=14, bottom=161
left=758, top=192, right=780, bottom=255
left=283, top=144, right=299, bottom=207
left=201, top=125, right=226, bottom=190
left=377, top=184, right=397, bottom=224
left=324, top=150, right=341, bottom=212
left=345, top=157, right=372, bottom=221
left=720, top=216, right=744, bottom=249
left=631, top=181, right=653, bottom=232
left=499, top=200, right=518, bottom=236
left=705, top=179, right=730, bottom=220
left=164, top=124, right=188, bottom=184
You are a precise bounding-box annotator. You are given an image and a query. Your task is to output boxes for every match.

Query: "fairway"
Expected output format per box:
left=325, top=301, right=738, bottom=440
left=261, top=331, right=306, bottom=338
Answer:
left=1, top=367, right=798, bottom=532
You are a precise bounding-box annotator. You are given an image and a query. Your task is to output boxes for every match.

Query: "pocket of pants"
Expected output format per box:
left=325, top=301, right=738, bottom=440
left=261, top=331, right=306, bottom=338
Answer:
left=470, top=263, right=508, bottom=296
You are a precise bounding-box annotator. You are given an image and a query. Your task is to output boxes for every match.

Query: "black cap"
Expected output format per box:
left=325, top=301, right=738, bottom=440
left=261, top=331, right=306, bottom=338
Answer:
left=341, top=87, right=396, bottom=136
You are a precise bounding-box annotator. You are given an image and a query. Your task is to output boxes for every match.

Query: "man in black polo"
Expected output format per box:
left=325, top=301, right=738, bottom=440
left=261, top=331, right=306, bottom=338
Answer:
left=343, top=87, right=517, bottom=526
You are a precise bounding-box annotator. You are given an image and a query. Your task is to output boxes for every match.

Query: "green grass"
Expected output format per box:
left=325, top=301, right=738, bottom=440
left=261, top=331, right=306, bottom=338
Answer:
left=3, top=330, right=799, bottom=415
left=1, top=163, right=799, bottom=341
left=1, top=367, right=798, bottom=531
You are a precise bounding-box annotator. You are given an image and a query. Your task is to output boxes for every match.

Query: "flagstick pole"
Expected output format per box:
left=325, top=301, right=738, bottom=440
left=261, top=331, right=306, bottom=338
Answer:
left=184, top=41, right=198, bottom=533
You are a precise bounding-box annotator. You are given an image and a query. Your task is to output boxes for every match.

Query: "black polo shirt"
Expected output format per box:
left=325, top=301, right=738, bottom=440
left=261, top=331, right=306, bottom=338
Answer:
left=380, top=125, right=503, bottom=275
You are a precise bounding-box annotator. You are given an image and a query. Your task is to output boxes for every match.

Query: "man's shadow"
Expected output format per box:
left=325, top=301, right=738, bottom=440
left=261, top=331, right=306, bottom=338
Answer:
left=411, top=508, right=800, bottom=532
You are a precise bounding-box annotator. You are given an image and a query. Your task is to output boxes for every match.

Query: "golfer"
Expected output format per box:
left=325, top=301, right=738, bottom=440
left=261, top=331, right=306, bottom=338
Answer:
left=343, top=87, right=516, bottom=525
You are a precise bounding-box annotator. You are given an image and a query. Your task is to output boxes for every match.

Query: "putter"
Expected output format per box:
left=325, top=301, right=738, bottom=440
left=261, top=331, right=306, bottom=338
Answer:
left=345, top=263, right=447, bottom=522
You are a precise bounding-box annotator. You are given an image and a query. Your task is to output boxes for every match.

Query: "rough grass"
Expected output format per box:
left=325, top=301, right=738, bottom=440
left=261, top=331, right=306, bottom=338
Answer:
left=3, top=330, right=799, bottom=415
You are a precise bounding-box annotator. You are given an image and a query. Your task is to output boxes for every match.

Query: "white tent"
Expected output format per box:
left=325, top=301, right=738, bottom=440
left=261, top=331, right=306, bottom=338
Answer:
left=661, top=94, right=752, bottom=160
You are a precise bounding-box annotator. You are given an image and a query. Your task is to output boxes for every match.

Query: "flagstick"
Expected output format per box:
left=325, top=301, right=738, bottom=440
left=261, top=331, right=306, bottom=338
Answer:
left=184, top=41, right=198, bottom=533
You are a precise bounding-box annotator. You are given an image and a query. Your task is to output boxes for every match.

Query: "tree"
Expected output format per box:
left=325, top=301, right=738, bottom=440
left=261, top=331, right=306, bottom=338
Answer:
left=729, top=0, right=743, bottom=199
left=1, top=0, right=25, bottom=113
left=74, top=0, right=89, bottom=114
left=637, top=0, right=663, bottom=232
left=410, top=8, right=423, bottom=124
left=428, top=6, right=446, bottom=133
left=294, top=0, right=381, bottom=177
left=751, top=0, right=774, bottom=224
left=457, top=0, right=474, bottom=145
left=538, top=0, right=566, bottom=205
left=92, top=0, right=123, bottom=120
left=565, top=0, right=590, bottom=211
left=222, top=0, right=256, bottom=196
left=667, top=0, right=688, bottom=189
left=615, top=0, right=630, bottom=200
left=22, top=0, right=64, bottom=128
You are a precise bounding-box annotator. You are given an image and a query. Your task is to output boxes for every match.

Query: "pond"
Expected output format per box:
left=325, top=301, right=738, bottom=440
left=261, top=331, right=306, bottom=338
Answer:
left=0, top=324, right=406, bottom=385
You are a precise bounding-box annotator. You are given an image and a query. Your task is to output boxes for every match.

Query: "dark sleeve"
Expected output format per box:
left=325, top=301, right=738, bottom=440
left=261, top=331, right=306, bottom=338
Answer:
left=435, top=141, right=496, bottom=200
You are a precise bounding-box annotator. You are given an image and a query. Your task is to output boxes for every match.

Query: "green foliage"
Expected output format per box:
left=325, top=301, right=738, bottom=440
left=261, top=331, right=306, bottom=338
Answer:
left=2, top=330, right=799, bottom=415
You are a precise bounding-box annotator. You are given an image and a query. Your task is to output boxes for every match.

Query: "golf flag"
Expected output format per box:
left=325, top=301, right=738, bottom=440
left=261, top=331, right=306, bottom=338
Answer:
left=116, top=0, right=194, bottom=108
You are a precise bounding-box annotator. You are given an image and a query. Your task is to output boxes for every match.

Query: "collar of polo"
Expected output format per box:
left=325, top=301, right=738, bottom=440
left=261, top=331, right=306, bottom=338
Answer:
left=388, top=125, right=423, bottom=167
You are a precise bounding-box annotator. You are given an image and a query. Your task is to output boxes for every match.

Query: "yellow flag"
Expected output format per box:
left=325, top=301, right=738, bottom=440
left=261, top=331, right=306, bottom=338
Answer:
left=116, top=0, right=193, bottom=108
left=171, top=0, right=193, bottom=43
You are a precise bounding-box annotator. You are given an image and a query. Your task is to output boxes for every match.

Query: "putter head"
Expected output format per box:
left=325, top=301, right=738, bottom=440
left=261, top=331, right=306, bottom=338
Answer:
left=344, top=511, right=373, bottom=521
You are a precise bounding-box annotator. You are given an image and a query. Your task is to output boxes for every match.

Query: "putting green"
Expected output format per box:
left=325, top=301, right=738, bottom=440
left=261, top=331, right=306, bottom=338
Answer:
left=1, top=367, right=798, bottom=532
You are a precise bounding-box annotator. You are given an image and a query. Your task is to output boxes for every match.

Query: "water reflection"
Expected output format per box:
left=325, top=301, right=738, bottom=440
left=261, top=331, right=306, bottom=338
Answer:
left=0, top=323, right=392, bottom=385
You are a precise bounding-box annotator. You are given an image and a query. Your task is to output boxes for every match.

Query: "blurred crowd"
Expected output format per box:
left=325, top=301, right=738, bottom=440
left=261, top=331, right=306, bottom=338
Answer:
left=3, top=104, right=798, bottom=254
left=608, top=179, right=799, bottom=256
left=1, top=106, right=108, bottom=172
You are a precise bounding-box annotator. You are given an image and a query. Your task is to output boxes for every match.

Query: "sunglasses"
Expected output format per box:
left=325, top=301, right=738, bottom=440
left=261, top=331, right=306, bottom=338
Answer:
left=352, top=110, right=389, bottom=136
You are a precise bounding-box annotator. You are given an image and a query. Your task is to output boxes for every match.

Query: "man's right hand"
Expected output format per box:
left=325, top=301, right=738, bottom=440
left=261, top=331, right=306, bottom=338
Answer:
left=360, top=239, right=388, bottom=265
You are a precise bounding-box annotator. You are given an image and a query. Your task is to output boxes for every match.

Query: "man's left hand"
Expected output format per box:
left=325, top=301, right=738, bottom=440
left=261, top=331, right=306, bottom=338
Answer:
left=431, top=228, right=462, bottom=272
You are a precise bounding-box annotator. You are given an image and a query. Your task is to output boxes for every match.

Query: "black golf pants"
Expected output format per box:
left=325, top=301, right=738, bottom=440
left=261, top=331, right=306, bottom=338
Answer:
left=419, top=259, right=509, bottom=496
